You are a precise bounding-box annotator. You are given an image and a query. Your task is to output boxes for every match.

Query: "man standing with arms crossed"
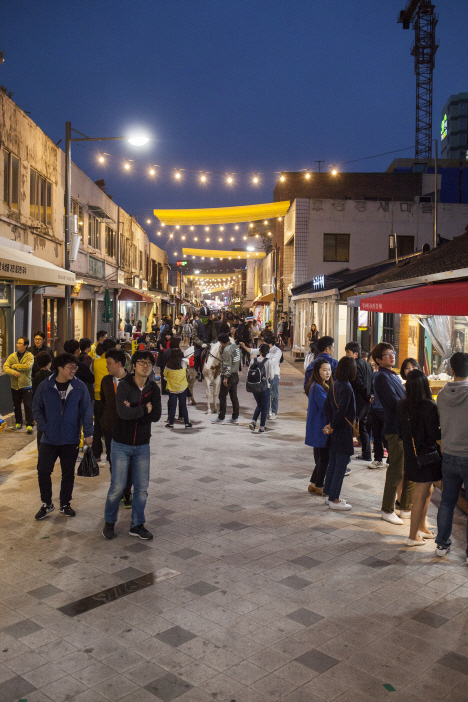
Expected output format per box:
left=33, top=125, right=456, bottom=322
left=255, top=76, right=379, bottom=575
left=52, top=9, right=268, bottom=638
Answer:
left=372, top=342, right=415, bottom=525
left=102, top=350, right=161, bottom=540
left=4, top=337, right=35, bottom=433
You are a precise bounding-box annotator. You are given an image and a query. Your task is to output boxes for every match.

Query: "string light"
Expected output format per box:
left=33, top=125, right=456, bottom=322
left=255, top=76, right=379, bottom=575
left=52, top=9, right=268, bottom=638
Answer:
left=235, top=225, right=239, bottom=230
left=99, top=156, right=104, bottom=163
left=243, top=236, right=247, bottom=240
left=253, top=175, right=259, bottom=184
left=264, top=220, right=268, bottom=224
left=227, top=175, right=233, bottom=184
left=219, top=226, right=224, bottom=231
left=305, top=171, right=311, bottom=179
left=200, top=174, right=206, bottom=182
left=175, top=171, right=181, bottom=179
left=206, top=237, right=210, bottom=242
left=149, top=168, right=155, bottom=175
left=249, top=223, right=253, bottom=228
left=157, top=231, right=161, bottom=236
left=331, top=168, right=338, bottom=175
left=205, top=226, right=210, bottom=231
left=194, top=237, right=198, bottom=241
left=147, top=219, right=151, bottom=224
left=280, top=175, right=285, bottom=181
left=124, top=163, right=130, bottom=170
left=181, top=235, right=186, bottom=240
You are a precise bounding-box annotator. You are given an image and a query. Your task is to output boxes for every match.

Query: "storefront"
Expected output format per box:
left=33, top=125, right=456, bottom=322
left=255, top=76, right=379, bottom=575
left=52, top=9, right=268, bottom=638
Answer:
left=252, top=292, right=274, bottom=328
left=117, top=288, right=153, bottom=335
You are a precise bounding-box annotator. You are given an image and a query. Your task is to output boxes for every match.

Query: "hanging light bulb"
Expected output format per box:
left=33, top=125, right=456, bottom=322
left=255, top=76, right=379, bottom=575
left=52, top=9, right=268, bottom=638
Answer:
left=205, top=226, right=210, bottom=231
left=99, top=156, right=105, bottom=163
left=190, top=225, right=194, bottom=230
left=146, top=219, right=151, bottom=224
left=243, top=236, right=247, bottom=240
left=249, top=223, right=253, bottom=228
left=331, top=167, right=338, bottom=175
left=149, top=168, right=155, bottom=175
left=227, top=175, right=233, bottom=184
left=206, top=237, right=210, bottom=242
left=200, top=173, right=206, bottom=182
left=218, top=237, right=223, bottom=242
left=157, top=231, right=161, bottom=236
left=280, top=175, right=285, bottom=182
left=219, top=226, right=224, bottom=231
left=253, top=175, right=259, bottom=184
left=194, top=236, right=198, bottom=241
left=124, top=163, right=130, bottom=170
left=175, top=171, right=181, bottom=179
left=267, top=232, right=272, bottom=236
left=161, top=222, right=165, bottom=227
left=235, top=225, right=239, bottom=230
left=264, top=220, right=268, bottom=225
left=230, top=237, right=234, bottom=241
left=277, top=217, right=282, bottom=221
left=181, top=235, right=186, bottom=240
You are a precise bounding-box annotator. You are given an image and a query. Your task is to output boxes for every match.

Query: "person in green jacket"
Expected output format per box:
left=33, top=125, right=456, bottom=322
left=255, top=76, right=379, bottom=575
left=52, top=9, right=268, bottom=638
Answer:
left=3, top=337, right=35, bottom=432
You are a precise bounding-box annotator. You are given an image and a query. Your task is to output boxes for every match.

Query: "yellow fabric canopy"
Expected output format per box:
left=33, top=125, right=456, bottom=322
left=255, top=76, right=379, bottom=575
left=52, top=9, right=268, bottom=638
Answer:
left=154, top=201, right=290, bottom=225
left=253, top=292, right=274, bottom=304
left=187, top=272, right=241, bottom=280
left=183, top=248, right=266, bottom=260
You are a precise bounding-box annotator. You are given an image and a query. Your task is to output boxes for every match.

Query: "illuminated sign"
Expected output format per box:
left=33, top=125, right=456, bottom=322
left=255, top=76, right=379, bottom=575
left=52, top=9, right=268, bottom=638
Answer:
left=313, top=274, right=325, bottom=290
left=176, top=261, right=188, bottom=267
left=441, top=113, right=447, bottom=140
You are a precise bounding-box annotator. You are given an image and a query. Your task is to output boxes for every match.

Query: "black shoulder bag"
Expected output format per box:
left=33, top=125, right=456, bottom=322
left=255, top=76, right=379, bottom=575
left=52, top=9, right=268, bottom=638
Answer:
left=407, top=412, right=442, bottom=470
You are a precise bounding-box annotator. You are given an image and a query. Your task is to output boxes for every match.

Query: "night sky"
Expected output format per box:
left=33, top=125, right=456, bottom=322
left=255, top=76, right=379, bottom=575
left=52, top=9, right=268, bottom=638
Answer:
left=3, top=0, right=468, bottom=256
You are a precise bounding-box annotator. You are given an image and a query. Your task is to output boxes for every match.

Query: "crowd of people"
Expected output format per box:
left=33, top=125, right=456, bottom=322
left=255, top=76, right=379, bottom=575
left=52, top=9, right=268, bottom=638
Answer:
left=304, top=333, right=468, bottom=560
left=3, top=312, right=467, bottom=562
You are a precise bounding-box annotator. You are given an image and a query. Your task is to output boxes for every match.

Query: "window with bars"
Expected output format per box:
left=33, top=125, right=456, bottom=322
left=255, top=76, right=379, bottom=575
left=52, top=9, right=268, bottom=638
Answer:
left=88, top=214, right=101, bottom=250
left=3, top=150, right=20, bottom=211
left=323, top=233, right=350, bottom=262
left=105, top=226, right=116, bottom=258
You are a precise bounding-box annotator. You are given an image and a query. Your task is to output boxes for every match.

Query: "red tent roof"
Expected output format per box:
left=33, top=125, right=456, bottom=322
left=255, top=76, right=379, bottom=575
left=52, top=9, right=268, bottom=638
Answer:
left=360, top=281, right=468, bottom=315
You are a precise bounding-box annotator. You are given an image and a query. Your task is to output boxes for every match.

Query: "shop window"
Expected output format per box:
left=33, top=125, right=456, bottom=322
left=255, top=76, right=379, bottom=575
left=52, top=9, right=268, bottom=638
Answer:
left=382, top=313, right=394, bottom=346
left=139, top=250, right=143, bottom=275
left=30, top=167, right=52, bottom=224
left=389, top=235, right=414, bottom=259
left=323, top=233, right=350, bottom=262
left=88, top=214, right=101, bottom=250
left=105, top=225, right=116, bottom=258
left=3, top=150, right=20, bottom=211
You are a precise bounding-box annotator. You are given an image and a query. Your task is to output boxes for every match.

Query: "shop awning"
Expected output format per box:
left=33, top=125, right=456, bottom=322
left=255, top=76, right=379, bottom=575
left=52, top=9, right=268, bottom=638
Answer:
left=119, top=288, right=152, bottom=303
left=360, top=281, right=468, bottom=315
left=253, top=292, right=274, bottom=304
left=0, top=243, right=76, bottom=285
left=154, top=201, right=290, bottom=226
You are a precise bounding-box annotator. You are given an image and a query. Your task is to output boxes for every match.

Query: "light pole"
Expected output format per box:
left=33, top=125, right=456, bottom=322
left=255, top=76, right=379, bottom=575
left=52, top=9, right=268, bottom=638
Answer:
left=63, top=123, right=148, bottom=341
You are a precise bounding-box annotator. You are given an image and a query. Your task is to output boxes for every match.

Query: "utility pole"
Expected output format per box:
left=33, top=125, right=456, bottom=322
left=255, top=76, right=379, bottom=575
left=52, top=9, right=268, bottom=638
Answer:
left=64, top=122, right=72, bottom=342
left=315, top=160, right=325, bottom=173
left=273, top=242, right=278, bottom=333
left=434, top=138, right=438, bottom=248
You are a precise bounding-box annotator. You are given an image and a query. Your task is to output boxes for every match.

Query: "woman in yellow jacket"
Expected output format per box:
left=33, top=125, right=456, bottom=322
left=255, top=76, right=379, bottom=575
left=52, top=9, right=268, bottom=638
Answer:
left=164, top=348, right=192, bottom=429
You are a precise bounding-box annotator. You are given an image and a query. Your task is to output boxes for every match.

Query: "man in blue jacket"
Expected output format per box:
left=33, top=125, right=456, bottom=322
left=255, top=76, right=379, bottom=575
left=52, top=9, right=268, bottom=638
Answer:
left=372, top=342, right=415, bottom=525
left=32, top=352, right=94, bottom=521
left=304, top=336, right=338, bottom=390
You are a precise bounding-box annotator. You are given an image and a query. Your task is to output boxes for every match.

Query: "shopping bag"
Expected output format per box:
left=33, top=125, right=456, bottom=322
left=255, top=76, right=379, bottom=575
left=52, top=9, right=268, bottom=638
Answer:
left=77, top=447, right=100, bottom=477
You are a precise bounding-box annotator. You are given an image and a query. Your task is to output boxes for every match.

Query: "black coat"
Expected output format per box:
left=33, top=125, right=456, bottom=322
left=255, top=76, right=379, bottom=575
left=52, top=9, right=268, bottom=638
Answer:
left=351, top=358, right=372, bottom=418
left=324, top=380, right=356, bottom=456
left=29, top=343, right=53, bottom=378
left=396, top=399, right=441, bottom=474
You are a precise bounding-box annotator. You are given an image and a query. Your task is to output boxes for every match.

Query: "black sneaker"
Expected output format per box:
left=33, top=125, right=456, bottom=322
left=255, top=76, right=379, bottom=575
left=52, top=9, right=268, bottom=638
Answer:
left=165, top=423, right=174, bottom=428
left=59, top=504, right=76, bottom=517
left=185, top=423, right=192, bottom=428
left=122, top=494, right=132, bottom=509
left=35, top=503, right=55, bottom=520
left=103, top=521, right=116, bottom=539
left=129, top=524, right=153, bottom=540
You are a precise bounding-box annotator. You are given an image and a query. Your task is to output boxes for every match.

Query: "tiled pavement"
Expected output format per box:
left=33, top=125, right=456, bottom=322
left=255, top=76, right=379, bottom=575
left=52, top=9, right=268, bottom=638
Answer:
left=0, top=359, right=468, bottom=702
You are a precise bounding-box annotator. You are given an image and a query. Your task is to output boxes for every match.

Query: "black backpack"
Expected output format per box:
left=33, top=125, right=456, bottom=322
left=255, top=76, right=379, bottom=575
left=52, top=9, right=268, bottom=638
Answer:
left=246, top=358, right=269, bottom=393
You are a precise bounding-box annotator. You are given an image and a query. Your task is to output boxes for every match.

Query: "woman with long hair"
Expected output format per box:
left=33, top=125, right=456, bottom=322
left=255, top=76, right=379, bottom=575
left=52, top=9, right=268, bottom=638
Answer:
left=305, top=358, right=332, bottom=495
left=164, top=348, right=192, bottom=428
left=242, top=320, right=253, bottom=367
left=397, top=369, right=441, bottom=546
left=156, top=330, right=173, bottom=395
left=400, top=357, right=420, bottom=383
left=322, top=356, right=357, bottom=510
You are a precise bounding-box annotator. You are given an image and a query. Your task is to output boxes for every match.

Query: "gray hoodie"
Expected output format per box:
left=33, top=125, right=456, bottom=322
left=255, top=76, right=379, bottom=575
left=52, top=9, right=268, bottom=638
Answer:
left=437, top=379, right=468, bottom=457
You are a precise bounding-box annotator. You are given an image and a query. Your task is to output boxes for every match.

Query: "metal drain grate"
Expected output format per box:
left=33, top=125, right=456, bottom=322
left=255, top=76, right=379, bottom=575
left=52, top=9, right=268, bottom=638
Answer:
left=279, top=381, right=295, bottom=386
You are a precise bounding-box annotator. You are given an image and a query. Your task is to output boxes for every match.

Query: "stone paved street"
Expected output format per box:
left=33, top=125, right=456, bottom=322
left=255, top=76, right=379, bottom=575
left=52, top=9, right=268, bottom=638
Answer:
left=0, top=358, right=468, bottom=702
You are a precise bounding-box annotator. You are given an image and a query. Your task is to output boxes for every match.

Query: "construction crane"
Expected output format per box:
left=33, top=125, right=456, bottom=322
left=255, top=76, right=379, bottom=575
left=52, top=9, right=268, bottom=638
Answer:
left=398, top=1, right=439, bottom=159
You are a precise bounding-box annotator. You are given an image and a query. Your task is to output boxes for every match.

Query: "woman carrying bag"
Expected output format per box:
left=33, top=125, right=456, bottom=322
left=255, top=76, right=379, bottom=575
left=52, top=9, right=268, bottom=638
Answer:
left=322, top=356, right=357, bottom=511
left=396, top=369, right=442, bottom=546
left=305, top=358, right=332, bottom=495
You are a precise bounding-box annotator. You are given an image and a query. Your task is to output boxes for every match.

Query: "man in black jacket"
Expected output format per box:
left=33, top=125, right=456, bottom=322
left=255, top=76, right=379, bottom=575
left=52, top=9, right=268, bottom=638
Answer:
left=100, top=348, right=132, bottom=508
left=29, top=331, right=53, bottom=378
left=102, top=350, right=161, bottom=540
left=345, top=342, right=372, bottom=462
left=63, top=340, right=95, bottom=401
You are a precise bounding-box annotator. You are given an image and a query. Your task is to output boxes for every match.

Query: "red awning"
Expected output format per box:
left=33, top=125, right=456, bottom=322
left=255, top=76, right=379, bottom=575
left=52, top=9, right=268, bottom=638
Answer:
left=119, top=288, right=152, bottom=303
left=360, top=281, right=468, bottom=315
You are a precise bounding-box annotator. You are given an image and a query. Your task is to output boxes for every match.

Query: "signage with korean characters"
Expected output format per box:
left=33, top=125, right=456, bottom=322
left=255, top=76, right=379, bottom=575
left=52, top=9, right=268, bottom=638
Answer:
left=89, top=256, right=104, bottom=278
left=0, top=259, right=28, bottom=277
left=361, top=300, right=384, bottom=311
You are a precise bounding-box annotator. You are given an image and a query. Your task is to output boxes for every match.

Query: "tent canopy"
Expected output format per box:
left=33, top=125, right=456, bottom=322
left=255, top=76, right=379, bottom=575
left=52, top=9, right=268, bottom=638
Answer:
left=360, top=281, right=468, bottom=315
left=154, top=201, right=290, bottom=225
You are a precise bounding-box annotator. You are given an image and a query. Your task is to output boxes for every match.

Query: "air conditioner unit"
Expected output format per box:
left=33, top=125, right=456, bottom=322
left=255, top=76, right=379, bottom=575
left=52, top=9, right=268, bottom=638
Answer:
left=133, top=275, right=140, bottom=289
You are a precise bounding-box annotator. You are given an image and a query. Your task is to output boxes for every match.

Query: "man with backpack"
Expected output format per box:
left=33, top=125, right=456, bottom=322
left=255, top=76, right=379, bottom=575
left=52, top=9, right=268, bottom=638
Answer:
left=211, top=333, right=241, bottom=425
left=243, top=342, right=271, bottom=433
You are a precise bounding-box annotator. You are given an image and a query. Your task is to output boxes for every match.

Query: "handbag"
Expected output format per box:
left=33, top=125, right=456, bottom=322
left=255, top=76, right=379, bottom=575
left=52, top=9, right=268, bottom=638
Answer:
left=332, top=385, right=360, bottom=438
left=77, top=447, right=100, bottom=477
left=407, top=413, right=442, bottom=470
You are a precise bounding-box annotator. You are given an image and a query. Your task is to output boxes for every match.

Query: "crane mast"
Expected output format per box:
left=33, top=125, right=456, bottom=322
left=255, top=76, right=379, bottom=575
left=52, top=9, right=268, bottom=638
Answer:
left=398, top=1, right=439, bottom=158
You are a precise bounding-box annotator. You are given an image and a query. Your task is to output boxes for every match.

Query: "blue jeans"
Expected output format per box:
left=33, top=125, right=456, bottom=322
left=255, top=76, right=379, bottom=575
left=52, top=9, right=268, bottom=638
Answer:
left=270, top=375, right=279, bottom=415
left=168, top=390, right=189, bottom=425
left=436, top=453, right=468, bottom=556
left=104, top=441, right=150, bottom=528
left=253, top=389, right=270, bottom=428
left=323, top=450, right=350, bottom=502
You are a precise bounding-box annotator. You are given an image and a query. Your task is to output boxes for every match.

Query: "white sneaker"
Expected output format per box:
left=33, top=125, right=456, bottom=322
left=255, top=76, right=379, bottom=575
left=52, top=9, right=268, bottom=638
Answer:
left=329, top=499, right=352, bottom=511
left=224, top=418, right=239, bottom=424
left=268, top=413, right=276, bottom=420
left=369, top=460, right=384, bottom=469
left=399, top=510, right=411, bottom=519
left=99, top=458, right=107, bottom=466
left=435, top=545, right=450, bottom=557
left=381, top=511, right=403, bottom=525
left=211, top=417, right=224, bottom=424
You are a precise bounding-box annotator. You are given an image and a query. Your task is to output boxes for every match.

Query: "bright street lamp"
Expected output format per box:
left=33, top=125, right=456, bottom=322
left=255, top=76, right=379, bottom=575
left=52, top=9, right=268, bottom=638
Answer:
left=64, top=122, right=148, bottom=340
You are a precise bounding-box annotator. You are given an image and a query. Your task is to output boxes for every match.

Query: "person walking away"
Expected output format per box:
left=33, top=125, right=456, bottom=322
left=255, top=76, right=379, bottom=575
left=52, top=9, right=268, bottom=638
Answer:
left=157, top=329, right=173, bottom=394
left=369, top=364, right=387, bottom=469
left=345, top=342, right=372, bottom=462
left=4, top=337, right=34, bottom=433
left=212, top=333, right=241, bottom=425
left=100, top=348, right=132, bottom=508
left=322, top=356, right=357, bottom=510
left=164, top=348, right=192, bottom=428
left=28, top=331, right=53, bottom=378
left=92, top=338, right=116, bottom=464
left=251, top=320, right=260, bottom=348
left=241, top=320, right=253, bottom=367
left=124, top=319, right=133, bottom=335
left=32, top=353, right=93, bottom=520
left=90, top=330, right=107, bottom=360
left=396, top=369, right=441, bottom=546
left=282, top=316, right=290, bottom=348
left=435, top=352, right=468, bottom=559
left=64, top=339, right=95, bottom=401
left=78, top=338, right=93, bottom=368
left=372, top=342, right=415, bottom=525
left=32, top=352, right=53, bottom=450
left=243, top=343, right=271, bottom=433
left=192, top=312, right=209, bottom=381
left=304, top=336, right=338, bottom=389
left=102, top=350, right=161, bottom=540
left=304, top=358, right=332, bottom=495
